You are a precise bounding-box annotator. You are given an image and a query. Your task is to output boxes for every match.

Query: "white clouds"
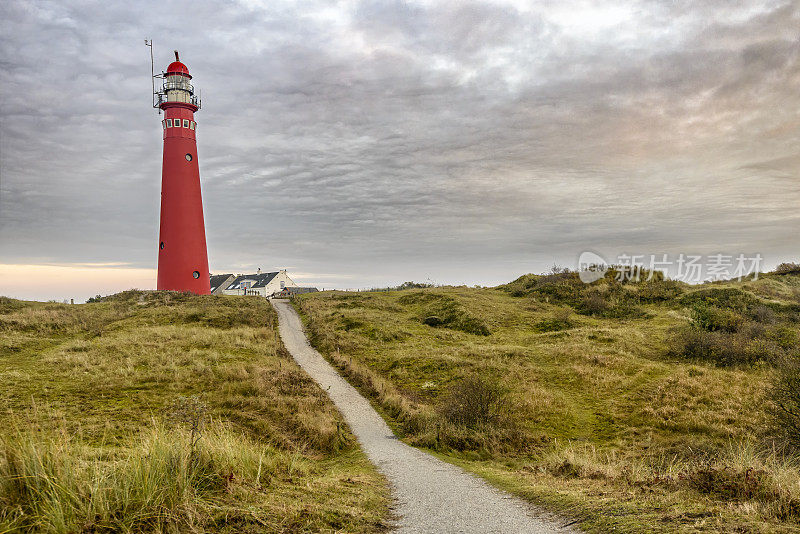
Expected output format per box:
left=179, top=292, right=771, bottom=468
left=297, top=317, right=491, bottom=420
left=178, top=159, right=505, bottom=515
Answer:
left=1, top=0, right=799, bottom=297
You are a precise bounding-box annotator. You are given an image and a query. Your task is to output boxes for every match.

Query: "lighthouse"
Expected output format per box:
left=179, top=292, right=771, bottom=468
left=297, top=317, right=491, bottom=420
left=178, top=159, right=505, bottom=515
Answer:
left=153, top=51, right=210, bottom=294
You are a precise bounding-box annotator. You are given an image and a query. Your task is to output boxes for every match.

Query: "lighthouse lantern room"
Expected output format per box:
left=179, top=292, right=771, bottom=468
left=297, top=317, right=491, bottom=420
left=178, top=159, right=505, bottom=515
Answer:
left=152, top=50, right=210, bottom=294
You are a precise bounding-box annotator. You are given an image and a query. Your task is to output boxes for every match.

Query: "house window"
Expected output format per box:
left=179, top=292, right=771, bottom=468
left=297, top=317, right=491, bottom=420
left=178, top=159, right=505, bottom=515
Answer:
left=166, top=119, right=172, bottom=128
left=183, top=119, right=189, bottom=128
left=280, top=281, right=285, bottom=289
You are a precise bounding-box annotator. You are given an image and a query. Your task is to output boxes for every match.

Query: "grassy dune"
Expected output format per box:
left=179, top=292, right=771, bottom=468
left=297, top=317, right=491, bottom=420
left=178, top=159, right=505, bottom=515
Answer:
left=0, top=291, right=389, bottom=533
left=297, top=272, right=800, bottom=533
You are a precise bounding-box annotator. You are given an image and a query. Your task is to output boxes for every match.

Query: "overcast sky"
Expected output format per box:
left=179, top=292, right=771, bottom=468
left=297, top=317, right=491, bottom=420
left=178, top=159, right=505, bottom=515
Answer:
left=1, top=0, right=799, bottom=301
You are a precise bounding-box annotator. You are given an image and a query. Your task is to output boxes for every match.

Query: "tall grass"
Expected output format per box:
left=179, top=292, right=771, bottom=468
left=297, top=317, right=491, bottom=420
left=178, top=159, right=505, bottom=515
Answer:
left=539, top=439, right=800, bottom=522
left=0, top=422, right=287, bottom=533
left=0, top=291, right=390, bottom=533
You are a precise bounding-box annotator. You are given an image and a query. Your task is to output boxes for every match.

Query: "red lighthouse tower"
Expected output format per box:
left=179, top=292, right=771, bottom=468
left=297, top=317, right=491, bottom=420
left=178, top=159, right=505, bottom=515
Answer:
left=153, top=51, right=210, bottom=294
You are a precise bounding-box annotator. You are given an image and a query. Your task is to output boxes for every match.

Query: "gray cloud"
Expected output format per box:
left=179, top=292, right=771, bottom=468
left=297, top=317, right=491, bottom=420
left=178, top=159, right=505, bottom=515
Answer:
left=1, top=0, right=799, bottom=291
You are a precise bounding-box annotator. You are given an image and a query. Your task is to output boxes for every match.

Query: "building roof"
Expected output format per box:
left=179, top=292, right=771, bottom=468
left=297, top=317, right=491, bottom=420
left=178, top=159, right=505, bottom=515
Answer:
left=210, top=274, right=234, bottom=293
left=166, top=60, right=190, bottom=78
left=225, top=272, right=280, bottom=290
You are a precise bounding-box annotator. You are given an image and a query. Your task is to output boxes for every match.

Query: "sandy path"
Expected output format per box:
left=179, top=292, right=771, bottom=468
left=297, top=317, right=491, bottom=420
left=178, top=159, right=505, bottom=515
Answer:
left=271, top=299, right=574, bottom=533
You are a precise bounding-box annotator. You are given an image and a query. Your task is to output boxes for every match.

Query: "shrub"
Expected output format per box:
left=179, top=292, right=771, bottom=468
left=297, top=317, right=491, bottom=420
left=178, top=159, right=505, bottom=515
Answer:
left=438, top=374, right=508, bottom=429
left=768, top=325, right=798, bottom=349
left=775, top=263, right=800, bottom=275
left=534, top=309, right=572, bottom=332
left=423, top=315, right=443, bottom=327
left=686, top=465, right=771, bottom=501
left=771, top=357, right=800, bottom=450
left=576, top=291, right=608, bottom=316
left=574, top=287, right=646, bottom=319
left=752, top=305, right=779, bottom=324
left=680, top=288, right=760, bottom=313
left=690, top=303, right=744, bottom=332
left=668, top=327, right=783, bottom=366
left=410, top=294, right=490, bottom=336
left=637, top=279, right=684, bottom=302
left=500, top=268, right=582, bottom=301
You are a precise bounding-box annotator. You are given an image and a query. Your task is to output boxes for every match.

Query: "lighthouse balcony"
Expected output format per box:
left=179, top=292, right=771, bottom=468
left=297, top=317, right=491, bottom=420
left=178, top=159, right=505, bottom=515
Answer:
left=155, top=91, right=201, bottom=109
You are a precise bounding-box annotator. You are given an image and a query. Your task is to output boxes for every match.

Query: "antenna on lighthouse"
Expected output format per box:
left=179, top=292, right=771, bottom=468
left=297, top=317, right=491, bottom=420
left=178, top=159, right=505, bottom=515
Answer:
left=174, top=50, right=180, bottom=62
left=145, top=39, right=162, bottom=114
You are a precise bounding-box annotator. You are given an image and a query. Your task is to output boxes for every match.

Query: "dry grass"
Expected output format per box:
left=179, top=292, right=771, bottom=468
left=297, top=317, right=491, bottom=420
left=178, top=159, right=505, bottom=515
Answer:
left=295, top=274, right=800, bottom=532
left=0, top=291, right=389, bottom=533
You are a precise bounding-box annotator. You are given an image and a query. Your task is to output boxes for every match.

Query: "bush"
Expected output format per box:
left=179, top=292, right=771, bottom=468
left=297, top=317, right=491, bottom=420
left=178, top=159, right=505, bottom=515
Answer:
left=410, top=294, right=490, bottom=336
left=534, top=309, right=572, bottom=332
left=576, top=291, right=608, bottom=315
left=768, top=325, right=798, bottom=349
left=680, top=288, right=760, bottom=313
left=690, top=303, right=744, bottom=332
left=423, top=315, right=443, bottom=327
left=500, top=269, right=582, bottom=301
left=686, top=465, right=771, bottom=501
left=574, top=287, right=646, bottom=319
left=637, top=279, right=684, bottom=302
left=771, top=357, right=800, bottom=450
left=775, top=263, right=800, bottom=275
left=752, top=305, right=778, bottom=324
left=668, top=327, right=783, bottom=366
left=438, top=374, right=508, bottom=429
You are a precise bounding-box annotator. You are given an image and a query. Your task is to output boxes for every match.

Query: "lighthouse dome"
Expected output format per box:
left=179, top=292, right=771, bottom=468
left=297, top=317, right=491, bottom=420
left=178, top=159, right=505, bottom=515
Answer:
left=166, top=60, right=191, bottom=78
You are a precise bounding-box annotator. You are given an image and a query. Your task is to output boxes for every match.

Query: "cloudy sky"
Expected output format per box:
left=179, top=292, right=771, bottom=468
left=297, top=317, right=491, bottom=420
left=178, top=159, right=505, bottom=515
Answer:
left=1, top=0, right=799, bottom=301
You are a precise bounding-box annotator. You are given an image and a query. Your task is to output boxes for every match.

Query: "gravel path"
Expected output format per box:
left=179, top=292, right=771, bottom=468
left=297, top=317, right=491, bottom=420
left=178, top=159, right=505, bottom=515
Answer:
left=271, top=299, right=575, bottom=533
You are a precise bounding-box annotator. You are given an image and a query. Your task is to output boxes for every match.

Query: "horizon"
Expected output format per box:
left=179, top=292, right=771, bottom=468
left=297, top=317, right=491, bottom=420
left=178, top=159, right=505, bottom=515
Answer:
left=0, top=258, right=787, bottom=304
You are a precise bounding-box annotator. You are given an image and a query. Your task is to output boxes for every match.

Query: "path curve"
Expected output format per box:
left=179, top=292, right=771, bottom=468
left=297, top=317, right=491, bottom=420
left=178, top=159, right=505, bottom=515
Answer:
left=271, top=299, right=574, bottom=534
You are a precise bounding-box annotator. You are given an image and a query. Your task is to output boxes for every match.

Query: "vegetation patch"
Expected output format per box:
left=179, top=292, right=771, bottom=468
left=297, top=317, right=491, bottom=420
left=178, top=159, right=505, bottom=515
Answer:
left=668, top=285, right=798, bottom=367
left=297, top=272, right=800, bottom=532
left=533, top=309, right=573, bottom=333
left=0, top=291, right=389, bottom=533
left=400, top=292, right=491, bottom=336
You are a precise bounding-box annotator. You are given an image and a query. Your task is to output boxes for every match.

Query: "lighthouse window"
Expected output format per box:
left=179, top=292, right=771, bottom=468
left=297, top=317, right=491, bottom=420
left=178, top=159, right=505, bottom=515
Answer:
left=162, top=120, right=166, bottom=129
left=189, top=121, right=195, bottom=130
left=185, top=153, right=193, bottom=161
left=166, top=119, right=172, bottom=128
left=183, top=119, right=189, bottom=128
left=192, top=271, right=200, bottom=279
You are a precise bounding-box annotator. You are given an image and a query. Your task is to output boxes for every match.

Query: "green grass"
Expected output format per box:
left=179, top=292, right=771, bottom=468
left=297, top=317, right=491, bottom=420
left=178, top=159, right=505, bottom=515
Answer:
left=296, top=272, right=800, bottom=532
left=0, top=291, right=389, bottom=533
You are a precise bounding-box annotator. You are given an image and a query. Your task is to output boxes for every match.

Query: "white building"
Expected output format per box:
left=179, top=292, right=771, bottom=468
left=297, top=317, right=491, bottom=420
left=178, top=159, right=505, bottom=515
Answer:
left=221, top=269, right=298, bottom=297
